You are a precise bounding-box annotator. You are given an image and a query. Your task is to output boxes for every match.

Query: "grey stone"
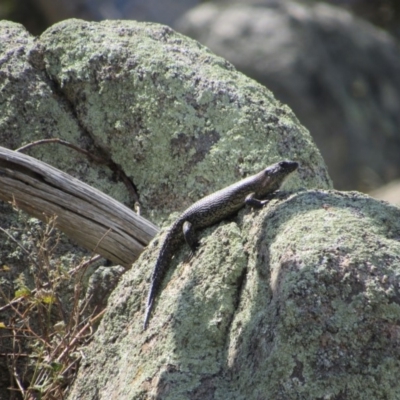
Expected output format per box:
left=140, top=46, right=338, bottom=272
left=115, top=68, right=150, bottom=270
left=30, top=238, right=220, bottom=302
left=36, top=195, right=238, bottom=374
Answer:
left=3, top=18, right=399, bottom=399
left=176, top=1, right=400, bottom=191
left=70, top=189, right=400, bottom=399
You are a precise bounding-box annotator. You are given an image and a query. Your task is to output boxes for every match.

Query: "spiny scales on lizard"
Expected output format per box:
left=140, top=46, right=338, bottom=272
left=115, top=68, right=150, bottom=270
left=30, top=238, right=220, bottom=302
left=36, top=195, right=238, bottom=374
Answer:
left=143, top=160, right=299, bottom=329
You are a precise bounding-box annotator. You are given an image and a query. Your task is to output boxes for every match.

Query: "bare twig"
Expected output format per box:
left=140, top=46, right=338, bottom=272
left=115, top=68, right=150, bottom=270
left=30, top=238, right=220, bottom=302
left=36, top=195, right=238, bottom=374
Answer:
left=56, top=309, right=106, bottom=363
left=16, top=139, right=105, bottom=165
left=15, top=139, right=140, bottom=205
left=68, top=255, right=102, bottom=277
left=11, top=329, right=26, bottom=397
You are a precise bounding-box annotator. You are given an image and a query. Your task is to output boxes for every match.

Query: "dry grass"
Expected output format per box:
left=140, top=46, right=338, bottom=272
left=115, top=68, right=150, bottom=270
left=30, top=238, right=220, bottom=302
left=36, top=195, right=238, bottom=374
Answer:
left=0, top=216, right=105, bottom=399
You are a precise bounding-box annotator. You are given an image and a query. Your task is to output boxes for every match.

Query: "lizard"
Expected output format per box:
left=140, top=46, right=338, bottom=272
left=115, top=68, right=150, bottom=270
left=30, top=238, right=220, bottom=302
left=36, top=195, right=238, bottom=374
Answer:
left=143, top=160, right=299, bottom=329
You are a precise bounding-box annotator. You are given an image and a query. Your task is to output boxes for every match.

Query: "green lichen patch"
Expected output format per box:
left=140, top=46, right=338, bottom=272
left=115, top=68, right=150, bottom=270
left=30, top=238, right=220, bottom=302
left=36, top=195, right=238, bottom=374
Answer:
left=70, top=190, right=400, bottom=399
left=226, top=190, right=400, bottom=399
left=39, top=19, right=330, bottom=223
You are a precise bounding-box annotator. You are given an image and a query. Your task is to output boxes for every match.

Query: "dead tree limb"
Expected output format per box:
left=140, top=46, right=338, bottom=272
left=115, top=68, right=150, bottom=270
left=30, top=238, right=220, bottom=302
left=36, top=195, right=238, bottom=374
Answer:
left=0, top=146, right=159, bottom=267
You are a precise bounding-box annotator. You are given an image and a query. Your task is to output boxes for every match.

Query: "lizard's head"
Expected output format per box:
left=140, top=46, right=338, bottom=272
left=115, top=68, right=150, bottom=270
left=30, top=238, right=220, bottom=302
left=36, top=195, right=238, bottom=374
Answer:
left=259, top=160, right=298, bottom=194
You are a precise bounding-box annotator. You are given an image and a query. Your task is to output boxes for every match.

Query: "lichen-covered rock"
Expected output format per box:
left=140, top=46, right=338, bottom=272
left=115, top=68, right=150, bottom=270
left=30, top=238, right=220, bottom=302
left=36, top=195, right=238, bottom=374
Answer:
left=38, top=19, right=329, bottom=222
left=176, top=0, right=400, bottom=192
left=8, top=17, right=397, bottom=400
left=1, top=18, right=330, bottom=222
left=0, top=20, right=134, bottom=203
left=69, top=190, right=400, bottom=399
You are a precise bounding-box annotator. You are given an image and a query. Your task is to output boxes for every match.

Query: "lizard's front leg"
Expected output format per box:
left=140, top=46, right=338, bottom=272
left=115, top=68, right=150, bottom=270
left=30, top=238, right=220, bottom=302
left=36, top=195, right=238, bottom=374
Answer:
left=245, top=192, right=271, bottom=208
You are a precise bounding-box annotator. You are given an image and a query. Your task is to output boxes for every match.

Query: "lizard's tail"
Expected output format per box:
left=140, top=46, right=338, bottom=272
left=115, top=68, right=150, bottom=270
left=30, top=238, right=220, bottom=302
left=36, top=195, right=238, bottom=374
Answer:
left=143, top=221, right=184, bottom=330
left=143, top=298, right=153, bottom=330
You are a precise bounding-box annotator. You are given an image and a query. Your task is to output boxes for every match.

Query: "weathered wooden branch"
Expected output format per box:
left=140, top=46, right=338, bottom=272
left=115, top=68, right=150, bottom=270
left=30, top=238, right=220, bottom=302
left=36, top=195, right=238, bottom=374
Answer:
left=0, top=146, right=159, bottom=267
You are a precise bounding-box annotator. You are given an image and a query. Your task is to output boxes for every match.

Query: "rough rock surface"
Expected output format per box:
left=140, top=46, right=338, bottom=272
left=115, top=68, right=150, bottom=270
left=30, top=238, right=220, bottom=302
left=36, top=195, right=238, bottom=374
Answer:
left=2, top=18, right=400, bottom=400
left=176, top=0, right=400, bottom=191
left=5, top=18, right=328, bottom=222
left=0, top=18, right=328, bottom=399
left=69, top=190, right=400, bottom=399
